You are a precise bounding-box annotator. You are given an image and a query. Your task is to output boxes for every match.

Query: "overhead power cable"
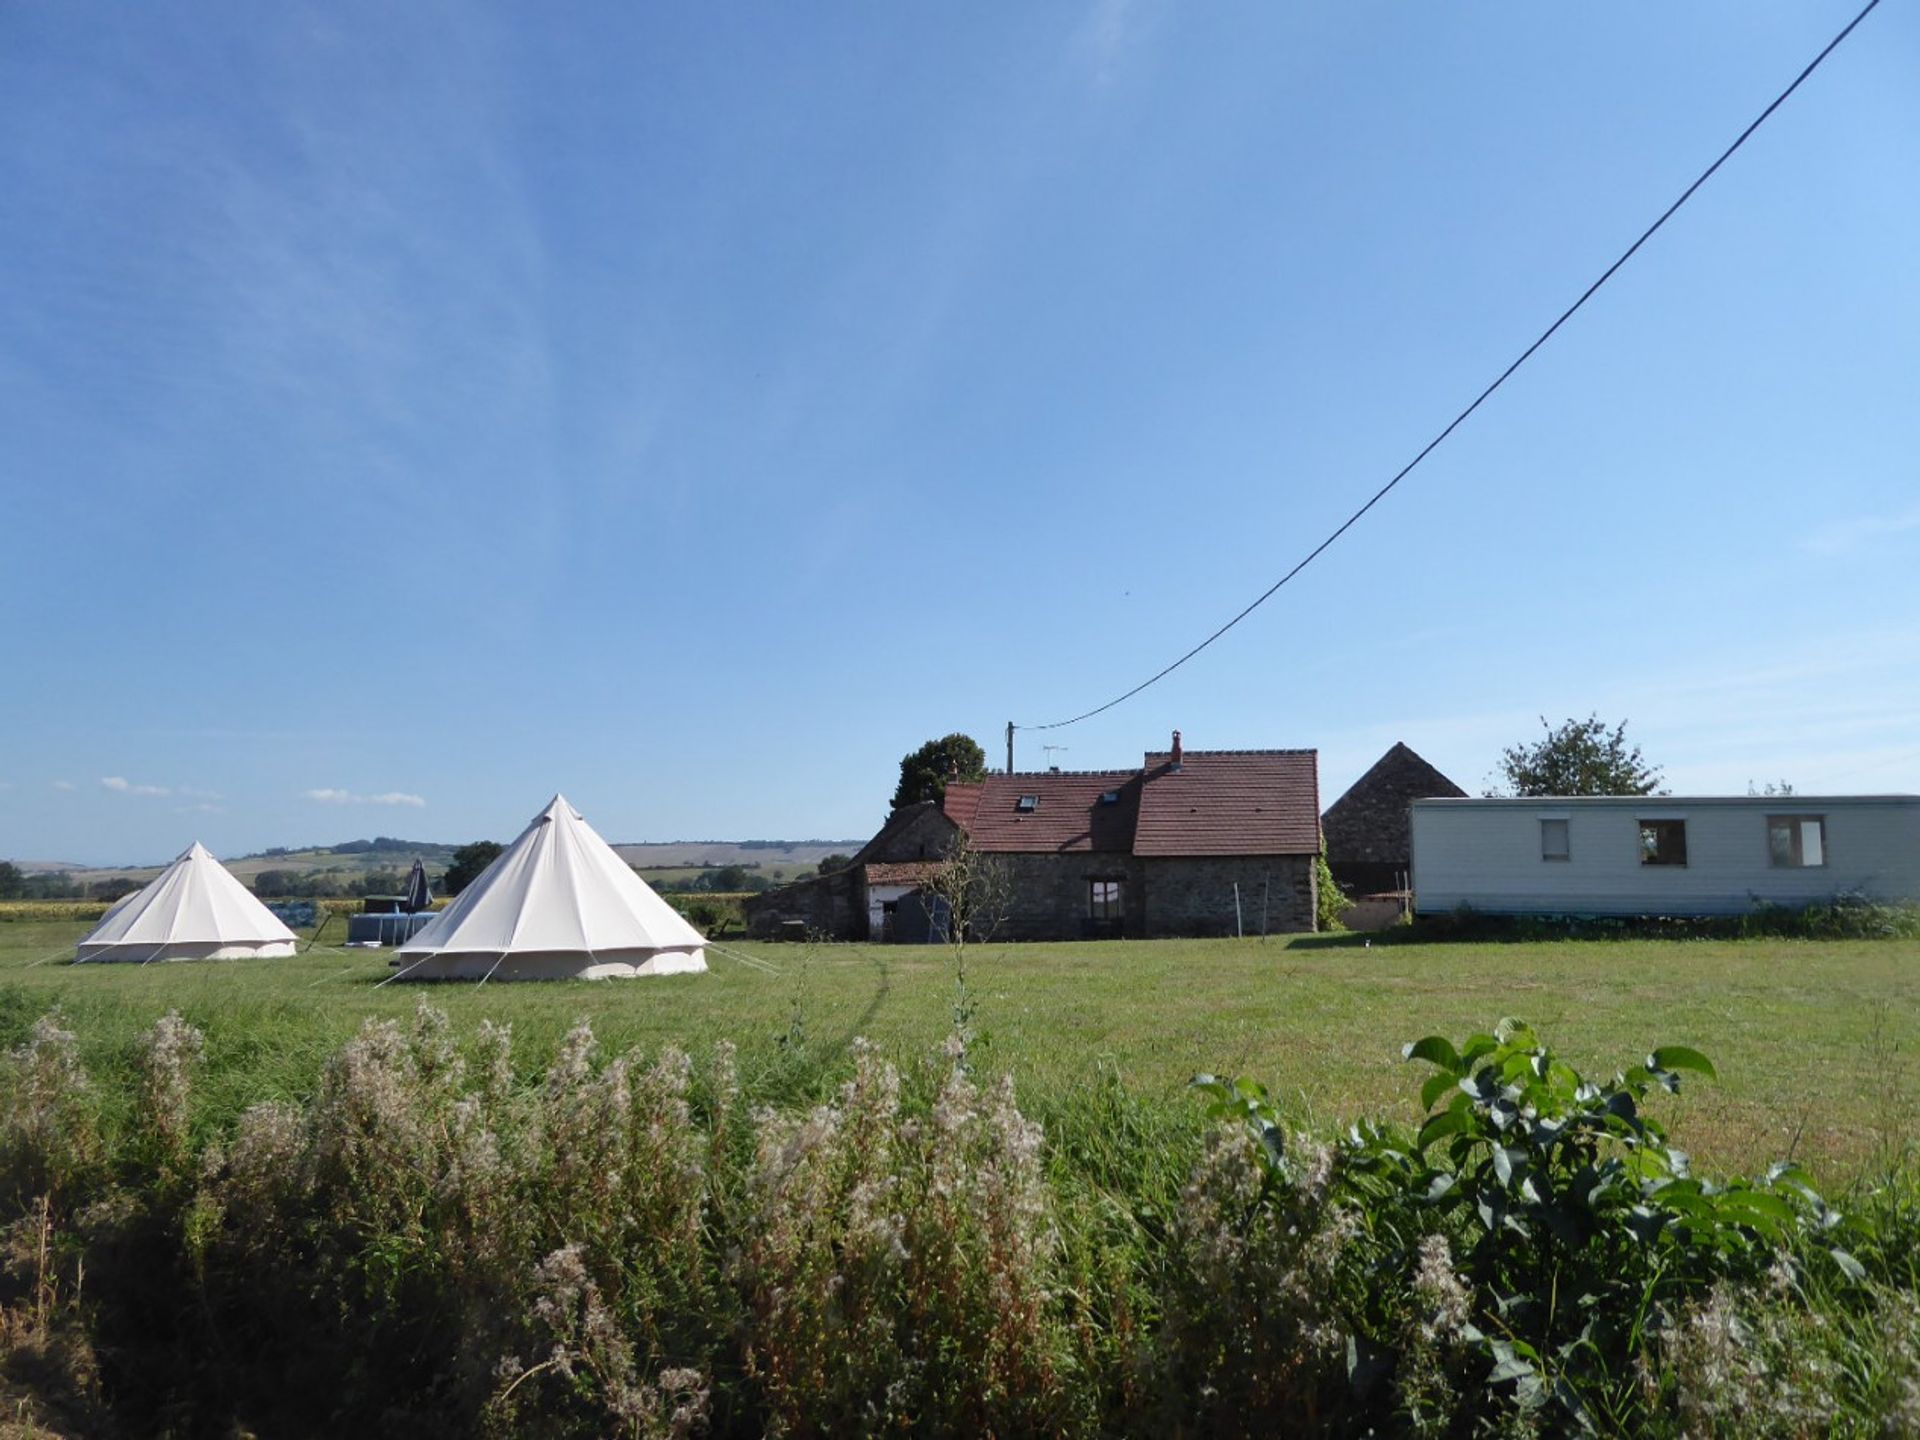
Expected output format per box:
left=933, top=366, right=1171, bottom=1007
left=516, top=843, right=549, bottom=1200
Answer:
left=1020, top=0, right=1882, bottom=734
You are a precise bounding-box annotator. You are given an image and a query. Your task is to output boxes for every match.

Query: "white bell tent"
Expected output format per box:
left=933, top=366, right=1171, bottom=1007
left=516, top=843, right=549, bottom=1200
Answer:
left=393, top=795, right=708, bottom=980
left=74, top=843, right=298, bottom=963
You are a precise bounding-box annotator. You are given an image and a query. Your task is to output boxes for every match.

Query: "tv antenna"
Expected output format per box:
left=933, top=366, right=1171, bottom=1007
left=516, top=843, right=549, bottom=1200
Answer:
left=1041, top=744, right=1070, bottom=769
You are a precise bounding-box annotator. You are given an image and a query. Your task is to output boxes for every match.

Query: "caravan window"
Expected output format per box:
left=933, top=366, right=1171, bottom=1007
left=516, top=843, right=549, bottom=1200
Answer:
left=1638, top=820, right=1688, bottom=867
left=1768, top=816, right=1826, bottom=867
left=1540, top=819, right=1570, bottom=862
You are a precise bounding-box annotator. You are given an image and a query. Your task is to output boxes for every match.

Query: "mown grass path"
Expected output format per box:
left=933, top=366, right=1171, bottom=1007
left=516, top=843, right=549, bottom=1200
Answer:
left=2, top=920, right=1913, bottom=1180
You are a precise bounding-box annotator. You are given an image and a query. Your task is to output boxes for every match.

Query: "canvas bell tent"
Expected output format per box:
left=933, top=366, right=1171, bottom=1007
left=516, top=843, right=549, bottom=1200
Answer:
left=392, top=795, right=708, bottom=980
left=74, top=842, right=298, bottom=963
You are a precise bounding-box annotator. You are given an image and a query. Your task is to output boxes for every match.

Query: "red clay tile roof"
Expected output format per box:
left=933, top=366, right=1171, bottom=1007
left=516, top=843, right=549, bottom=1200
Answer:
left=941, top=783, right=984, bottom=833
left=949, top=771, right=1142, bottom=853
left=1133, top=749, right=1320, bottom=856
left=941, top=749, right=1320, bottom=857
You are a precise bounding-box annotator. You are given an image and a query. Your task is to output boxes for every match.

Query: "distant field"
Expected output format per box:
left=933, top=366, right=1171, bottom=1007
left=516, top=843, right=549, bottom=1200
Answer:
left=612, top=840, right=861, bottom=871
left=1, top=921, right=1913, bottom=1180
left=13, top=838, right=862, bottom=890
left=623, top=862, right=829, bottom=887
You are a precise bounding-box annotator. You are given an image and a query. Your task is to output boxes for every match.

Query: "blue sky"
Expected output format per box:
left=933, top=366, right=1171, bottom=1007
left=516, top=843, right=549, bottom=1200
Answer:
left=3, top=1, right=1916, bottom=865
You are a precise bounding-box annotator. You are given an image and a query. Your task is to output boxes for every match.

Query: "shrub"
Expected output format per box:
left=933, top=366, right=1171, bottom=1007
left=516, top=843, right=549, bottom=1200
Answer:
left=736, top=1040, right=1071, bottom=1433
left=1386, top=897, right=1920, bottom=945
left=3, top=1006, right=1920, bottom=1436
left=1341, top=1019, right=1862, bottom=1430
left=1315, top=846, right=1351, bottom=932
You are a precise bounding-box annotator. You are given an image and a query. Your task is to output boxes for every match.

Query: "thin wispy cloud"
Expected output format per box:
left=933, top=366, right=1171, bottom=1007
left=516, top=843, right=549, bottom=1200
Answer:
left=1801, top=503, right=1920, bottom=558
left=177, top=802, right=225, bottom=815
left=1073, top=0, right=1151, bottom=86
left=51, top=780, right=75, bottom=792
left=102, top=775, right=172, bottom=797
left=303, top=788, right=426, bottom=808
left=100, top=776, right=217, bottom=800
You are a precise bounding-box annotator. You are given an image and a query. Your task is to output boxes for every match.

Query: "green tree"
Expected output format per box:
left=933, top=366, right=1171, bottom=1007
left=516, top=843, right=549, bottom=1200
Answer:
left=890, top=733, right=988, bottom=811
left=442, top=841, right=504, bottom=896
left=0, top=861, right=22, bottom=900
left=1492, top=714, right=1664, bottom=797
left=816, top=853, right=853, bottom=875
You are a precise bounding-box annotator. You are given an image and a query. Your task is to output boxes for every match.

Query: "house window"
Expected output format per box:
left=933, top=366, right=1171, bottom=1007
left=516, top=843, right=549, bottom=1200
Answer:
left=1768, top=815, right=1826, bottom=867
left=1088, top=879, right=1123, bottom=921
left=1099, top=790, right=1120, bottom=805
left=1638, top=820, right=1688, bottom=867
left=1540, top=818, right=1570, bottom=862
left=1015, top=794, right=1039, bottom=813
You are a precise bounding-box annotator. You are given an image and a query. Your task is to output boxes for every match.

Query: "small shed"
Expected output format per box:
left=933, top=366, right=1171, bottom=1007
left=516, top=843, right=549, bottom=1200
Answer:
left=1410, top=794, right=1920, bottom=917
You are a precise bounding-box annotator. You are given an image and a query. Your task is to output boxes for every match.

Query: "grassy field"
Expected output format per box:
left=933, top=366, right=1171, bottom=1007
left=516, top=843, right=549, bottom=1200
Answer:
left=2, top=919, right=1913, bottom=1181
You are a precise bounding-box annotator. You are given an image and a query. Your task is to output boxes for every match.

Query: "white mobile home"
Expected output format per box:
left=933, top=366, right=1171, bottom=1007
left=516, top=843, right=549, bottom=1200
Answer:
left=1409, top=795, right=1920, bottom=918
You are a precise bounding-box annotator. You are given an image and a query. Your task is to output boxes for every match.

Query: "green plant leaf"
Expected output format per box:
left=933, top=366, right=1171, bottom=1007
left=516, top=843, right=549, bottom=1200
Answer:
left=1495, top=1016, right=1537, bottom=1049
left=1418, top=1108, right=1470, bottom=1151
left=1831, top=1247, right=1867, bottom=1282
left=1717, top=1190, right=1795, bottom=1225
left=1489, top=1355, right=1535, bottom=1385
left=1460, top=1033, right=1500, bottom=1067
left=1648, top=1046, right=1717, bottom=1080
left=1493, top=1145, right=1518, bottom=1186
left=1404, top=1035, right=1462, bottom=1072
left=1420, top=1070, right=1458, bottom=1111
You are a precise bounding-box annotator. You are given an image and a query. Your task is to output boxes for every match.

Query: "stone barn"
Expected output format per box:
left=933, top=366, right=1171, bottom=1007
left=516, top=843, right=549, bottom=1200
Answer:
left=1321, top=741, right=1466, bottom=897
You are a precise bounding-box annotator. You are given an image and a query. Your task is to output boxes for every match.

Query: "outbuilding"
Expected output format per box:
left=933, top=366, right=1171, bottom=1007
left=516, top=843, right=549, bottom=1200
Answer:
left=1409, top=794, right=1920, bottom=918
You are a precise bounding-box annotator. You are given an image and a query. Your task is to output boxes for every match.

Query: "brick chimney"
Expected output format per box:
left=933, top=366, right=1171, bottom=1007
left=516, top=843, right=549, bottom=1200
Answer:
left=1170, top=729, right=1183, bottom=771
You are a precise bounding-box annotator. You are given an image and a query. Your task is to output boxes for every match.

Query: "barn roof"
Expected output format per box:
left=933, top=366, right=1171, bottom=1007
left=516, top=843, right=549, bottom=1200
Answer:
left=1322, top=742, right=1467, bottom=867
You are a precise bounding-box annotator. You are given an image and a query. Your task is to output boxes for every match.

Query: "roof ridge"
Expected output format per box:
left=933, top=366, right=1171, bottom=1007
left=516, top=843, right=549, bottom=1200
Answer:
left=995, top=768, right=1140, bottom=779
left=1144, top=747, right=1318, bottom=757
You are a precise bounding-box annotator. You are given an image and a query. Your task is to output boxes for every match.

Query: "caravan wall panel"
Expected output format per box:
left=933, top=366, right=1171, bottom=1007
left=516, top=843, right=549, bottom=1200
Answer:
left=1410, top=797, right=1920, bottom=917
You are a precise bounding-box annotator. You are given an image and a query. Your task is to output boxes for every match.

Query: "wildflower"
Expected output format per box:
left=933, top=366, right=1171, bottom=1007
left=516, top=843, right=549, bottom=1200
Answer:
left=547, top=1018, right=598, bottom=1097
left=475, top=1019, right=515, bottom=1107
left=136, top=1009, right=204, bottom=1161
left=1412, top=1234, right=1471, bottom=1343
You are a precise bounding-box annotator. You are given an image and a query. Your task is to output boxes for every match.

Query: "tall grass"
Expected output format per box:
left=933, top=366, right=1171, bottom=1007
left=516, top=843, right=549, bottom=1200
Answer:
left=2, top=1004, right=1918, bottom=1436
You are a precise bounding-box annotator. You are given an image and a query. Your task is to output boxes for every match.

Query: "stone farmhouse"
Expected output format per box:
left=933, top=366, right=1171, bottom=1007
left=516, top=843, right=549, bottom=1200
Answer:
left=1321, top=741, right=1466, bottom=897
left=746, top=732, right=1323, bottom=941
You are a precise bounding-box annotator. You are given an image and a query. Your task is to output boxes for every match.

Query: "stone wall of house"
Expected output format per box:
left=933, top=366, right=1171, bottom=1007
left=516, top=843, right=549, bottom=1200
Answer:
left=1139, top=855, right=1316, bottom=937
left=986, top=854, right=1145, bottom=943
left=743, top=869, right=858, bottom=939
left=979, top=852, right=1316, bottom=941
left=856, top=803, right=961, bottom=864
